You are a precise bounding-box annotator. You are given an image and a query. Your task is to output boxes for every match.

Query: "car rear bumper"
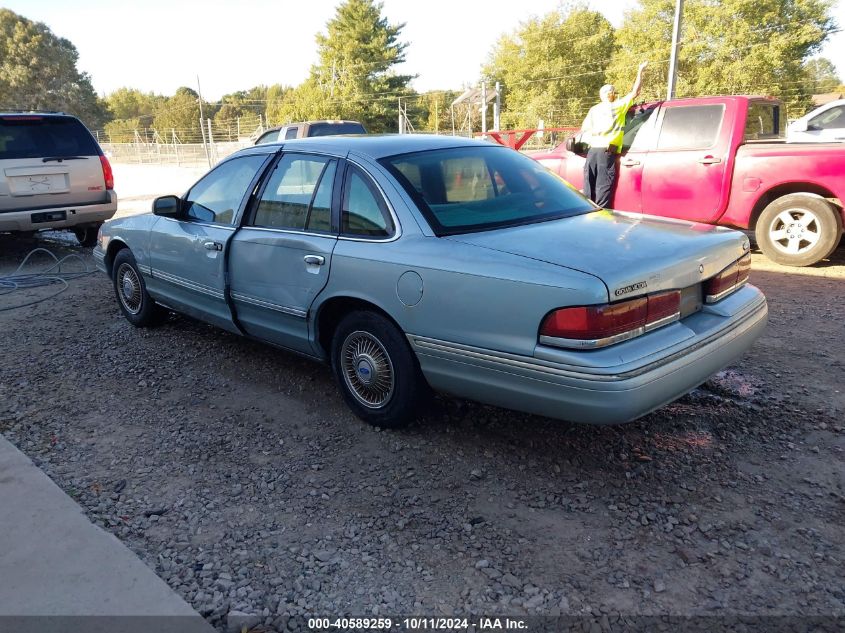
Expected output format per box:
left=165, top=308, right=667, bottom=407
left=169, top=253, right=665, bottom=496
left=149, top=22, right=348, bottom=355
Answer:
left=409, top=285, right=768, bottom=425
left=0, top=192, right=117, bottom=232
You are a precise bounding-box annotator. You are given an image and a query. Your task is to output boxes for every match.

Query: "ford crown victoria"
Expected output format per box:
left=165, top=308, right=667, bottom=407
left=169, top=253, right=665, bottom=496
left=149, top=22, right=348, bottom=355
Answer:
left=95, top=135, right=767, bottom=428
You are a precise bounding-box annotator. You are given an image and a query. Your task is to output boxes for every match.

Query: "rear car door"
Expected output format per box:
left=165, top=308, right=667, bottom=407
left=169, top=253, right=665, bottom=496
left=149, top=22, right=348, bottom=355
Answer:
left=0, top=114, right=109, bottom=218
left=147, top=154, right=269, bottom=332
left=228, top=152, right=340, bottom=354
left=640, top=100, right=731, bottom=221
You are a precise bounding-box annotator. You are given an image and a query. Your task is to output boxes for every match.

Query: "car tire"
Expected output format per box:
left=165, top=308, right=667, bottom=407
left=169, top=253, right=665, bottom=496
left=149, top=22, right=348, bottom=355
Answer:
left=112, top=249, right=164, bottom=327
left=73, top=224, right=101, bottom=247
left=330, top=310, right=425, bottom=428
left=755, top=194, right=842, bottom=267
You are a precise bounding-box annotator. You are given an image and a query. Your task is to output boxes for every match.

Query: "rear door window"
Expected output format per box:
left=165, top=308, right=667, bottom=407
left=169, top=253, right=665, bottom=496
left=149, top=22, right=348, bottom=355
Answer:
left=0, top=116, right=100, bottom=159
left=656, top=105, right=724, bottom=150
left=250, top=154, right=337, bottom=232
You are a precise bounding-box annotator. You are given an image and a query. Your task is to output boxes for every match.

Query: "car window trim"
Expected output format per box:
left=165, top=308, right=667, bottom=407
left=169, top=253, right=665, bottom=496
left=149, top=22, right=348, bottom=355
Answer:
left=337, top=158, right=401, bottom=243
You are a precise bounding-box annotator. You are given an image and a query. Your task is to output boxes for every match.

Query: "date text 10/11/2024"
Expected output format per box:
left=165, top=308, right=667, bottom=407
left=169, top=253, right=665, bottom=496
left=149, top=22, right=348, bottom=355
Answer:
left=308, top=617, right=528, bottom=630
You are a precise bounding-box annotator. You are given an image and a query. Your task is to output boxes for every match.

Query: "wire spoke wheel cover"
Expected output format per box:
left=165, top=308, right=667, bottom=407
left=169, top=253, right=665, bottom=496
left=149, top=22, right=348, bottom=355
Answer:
left=116, top=262, right=143, bottom=314
left=341, top=330, right=395, bottom=409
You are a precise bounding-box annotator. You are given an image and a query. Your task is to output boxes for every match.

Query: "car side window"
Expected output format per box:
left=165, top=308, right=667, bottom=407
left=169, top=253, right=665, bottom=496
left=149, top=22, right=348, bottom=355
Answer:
left=341, top=166, right=394, bottom=238
left=251, top=154, right=336, bottom=232
left=284, top=127, right=299, bottom=140
left=809, top=105, right=845, bottom=130
left=656, top=105, right=724, bottom=151
left=622, top=105, right=659, bottom=152
left=183, top=155, right=266, bottom=225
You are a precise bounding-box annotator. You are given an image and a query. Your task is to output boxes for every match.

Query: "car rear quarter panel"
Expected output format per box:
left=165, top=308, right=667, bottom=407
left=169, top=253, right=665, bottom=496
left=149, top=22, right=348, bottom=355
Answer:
left=316, top=235, right=608, bottom=358
left=721, top=143, right=845, bottom=228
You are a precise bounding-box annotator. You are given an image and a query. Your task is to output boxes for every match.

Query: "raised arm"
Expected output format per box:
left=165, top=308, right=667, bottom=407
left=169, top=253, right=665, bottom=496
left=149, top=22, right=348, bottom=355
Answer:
left=631, top=61, right=648, bottom=98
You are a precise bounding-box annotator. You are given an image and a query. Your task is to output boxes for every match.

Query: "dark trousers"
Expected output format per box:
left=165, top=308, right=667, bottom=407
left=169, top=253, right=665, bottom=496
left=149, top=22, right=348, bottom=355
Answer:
left=583, top=147, right=617, bottom=208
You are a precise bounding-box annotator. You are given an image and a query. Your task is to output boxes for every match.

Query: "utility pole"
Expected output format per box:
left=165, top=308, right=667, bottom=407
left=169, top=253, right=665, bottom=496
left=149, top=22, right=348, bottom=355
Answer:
left=480, top=82, right=487, bottom=135
left=197, top=75, right=212, bottom=168
left=494, top=82, right=501, bottom=131
left=667, top=0, right=684, bottom=100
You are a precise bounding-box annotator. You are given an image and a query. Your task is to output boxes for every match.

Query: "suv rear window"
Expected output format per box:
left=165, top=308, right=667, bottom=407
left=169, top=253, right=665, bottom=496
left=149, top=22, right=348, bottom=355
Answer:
left=0, top=116, right=100, bottom=160
left=308, top=122, right=365, bottom=137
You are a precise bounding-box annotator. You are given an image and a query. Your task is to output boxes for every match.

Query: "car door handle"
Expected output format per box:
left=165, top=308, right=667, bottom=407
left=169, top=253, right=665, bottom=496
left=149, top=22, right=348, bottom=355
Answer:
left=698, top=156, right=722, bottom=165
left=203, top=241, right=223, bottom=251
left=620, top=158, right=640, bottom=167
left=303, top=255, right=325, bottom=266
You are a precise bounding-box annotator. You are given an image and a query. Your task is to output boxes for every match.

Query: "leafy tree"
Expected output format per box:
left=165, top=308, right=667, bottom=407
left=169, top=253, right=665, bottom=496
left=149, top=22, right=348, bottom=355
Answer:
left=607, top=0, right=837, bottom=115
left=264, top=84, right=292, bottom=127
left=482, top=4, right=615, bottom=129
left=802, top=57, right=841, bottom=93
left=413, top=91, right=461, bottom=133
left=213, top=86, right=269, bottom=139
left=152, top=87, right=209, bottom=143
left=278, top=0, right=414, bottom=131
left=0, top=8, right=107, bottom=128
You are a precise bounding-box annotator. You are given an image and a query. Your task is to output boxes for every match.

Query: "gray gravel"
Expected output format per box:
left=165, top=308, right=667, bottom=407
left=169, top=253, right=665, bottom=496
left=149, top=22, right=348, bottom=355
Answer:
left=1, top=235, right=843, bottom=632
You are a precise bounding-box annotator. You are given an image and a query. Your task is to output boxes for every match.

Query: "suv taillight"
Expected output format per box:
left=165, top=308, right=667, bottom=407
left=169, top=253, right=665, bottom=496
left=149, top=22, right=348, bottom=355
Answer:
left=704, top=253, right=751, bottom=303
left=539, top=290, right=682, bottom=349
left=99, top=155, right=114, bottom=190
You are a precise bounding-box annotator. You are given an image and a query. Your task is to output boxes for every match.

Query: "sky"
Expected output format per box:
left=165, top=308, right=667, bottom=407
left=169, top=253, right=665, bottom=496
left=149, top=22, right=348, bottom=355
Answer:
left=3, top=0, right=844, bottom=101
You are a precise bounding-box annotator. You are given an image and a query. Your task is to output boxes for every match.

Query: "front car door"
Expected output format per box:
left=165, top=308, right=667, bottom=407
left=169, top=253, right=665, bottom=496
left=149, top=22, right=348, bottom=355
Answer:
left=640, top=99, right=732, bottom=222
left=228, top=151, right=341, bottom=354
left=146, top=154, right=269, bottom=332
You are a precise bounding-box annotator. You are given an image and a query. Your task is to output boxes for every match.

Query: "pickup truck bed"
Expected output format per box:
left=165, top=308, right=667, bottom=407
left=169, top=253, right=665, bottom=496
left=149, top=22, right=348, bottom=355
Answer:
left=532, top=95, right=845, bottom=266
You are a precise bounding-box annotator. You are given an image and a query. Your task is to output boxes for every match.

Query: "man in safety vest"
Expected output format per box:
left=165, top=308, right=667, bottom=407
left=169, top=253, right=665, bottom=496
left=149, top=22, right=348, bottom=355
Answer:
left=580, top=61, right=648, bottom=208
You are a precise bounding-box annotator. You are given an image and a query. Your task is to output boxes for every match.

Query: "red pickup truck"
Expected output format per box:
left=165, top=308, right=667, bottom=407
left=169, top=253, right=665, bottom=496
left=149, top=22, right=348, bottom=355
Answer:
left=531, top=96, right=845, bottom=266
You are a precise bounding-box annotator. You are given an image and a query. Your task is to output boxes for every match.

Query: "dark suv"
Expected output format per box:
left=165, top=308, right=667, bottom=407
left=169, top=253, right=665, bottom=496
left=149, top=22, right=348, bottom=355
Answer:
left=254, top=120, right=366, bottom=145
left=0, top=112, right=117, bottom=246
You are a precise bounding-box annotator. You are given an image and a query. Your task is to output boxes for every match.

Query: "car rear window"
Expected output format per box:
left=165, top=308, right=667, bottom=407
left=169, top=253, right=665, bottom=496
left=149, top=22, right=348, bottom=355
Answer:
left=0, top=116, right=100, bottom=160
left=307, top=122, right=365, bottom=137
left=381, top=146, right=594, bottom=236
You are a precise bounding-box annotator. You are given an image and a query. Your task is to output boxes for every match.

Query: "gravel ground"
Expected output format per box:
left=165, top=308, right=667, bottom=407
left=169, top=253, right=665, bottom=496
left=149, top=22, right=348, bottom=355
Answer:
left=1, top=233, right=843, bottom=632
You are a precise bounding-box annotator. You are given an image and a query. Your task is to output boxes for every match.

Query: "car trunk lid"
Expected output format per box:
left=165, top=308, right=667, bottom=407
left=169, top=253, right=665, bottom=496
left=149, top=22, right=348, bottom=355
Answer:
left=445, top=210, right=749, bottom=300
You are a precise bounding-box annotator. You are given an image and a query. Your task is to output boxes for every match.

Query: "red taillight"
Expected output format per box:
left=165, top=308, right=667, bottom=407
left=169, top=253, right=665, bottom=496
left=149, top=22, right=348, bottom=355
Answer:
left=99, top=155, right=114, bottom=190
left=704, top=253, right=751, bottom=303
left=540, top=290, right=681, bottom=349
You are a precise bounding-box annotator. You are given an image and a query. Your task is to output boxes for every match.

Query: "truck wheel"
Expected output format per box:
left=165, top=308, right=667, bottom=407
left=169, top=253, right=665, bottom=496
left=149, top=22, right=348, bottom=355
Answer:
left=755, top=194, right=842, bottom=267
left=330, top=310, right=424, bottom=429
left=73, top=224, right=101, bottom=247
left=112, top=249, right=164, bottom=327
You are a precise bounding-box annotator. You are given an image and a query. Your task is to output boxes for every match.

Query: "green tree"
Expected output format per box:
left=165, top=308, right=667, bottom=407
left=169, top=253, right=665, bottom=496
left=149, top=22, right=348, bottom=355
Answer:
left=482, top=4, right=615, bottom=129
left=0, top=8, right=107, bottom=128
left=102, top=88, right=163, bottom=142
left=607, top=0, right=836, bottom=114
left=264, top=84, right=292, bottom=127
left=213, top=86, right=269, bottom=139
left=278, top=0, right=414, bottom=131
left=802, top=57, right=841, bottom=93
left=152, top=87, right=209, bottom=143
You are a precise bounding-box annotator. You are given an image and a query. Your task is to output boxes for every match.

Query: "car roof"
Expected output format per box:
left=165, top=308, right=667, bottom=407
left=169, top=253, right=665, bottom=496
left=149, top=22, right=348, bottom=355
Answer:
left=0, top=111, right=75, bottom=118
left=248, top=133, right=497, bottom=159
